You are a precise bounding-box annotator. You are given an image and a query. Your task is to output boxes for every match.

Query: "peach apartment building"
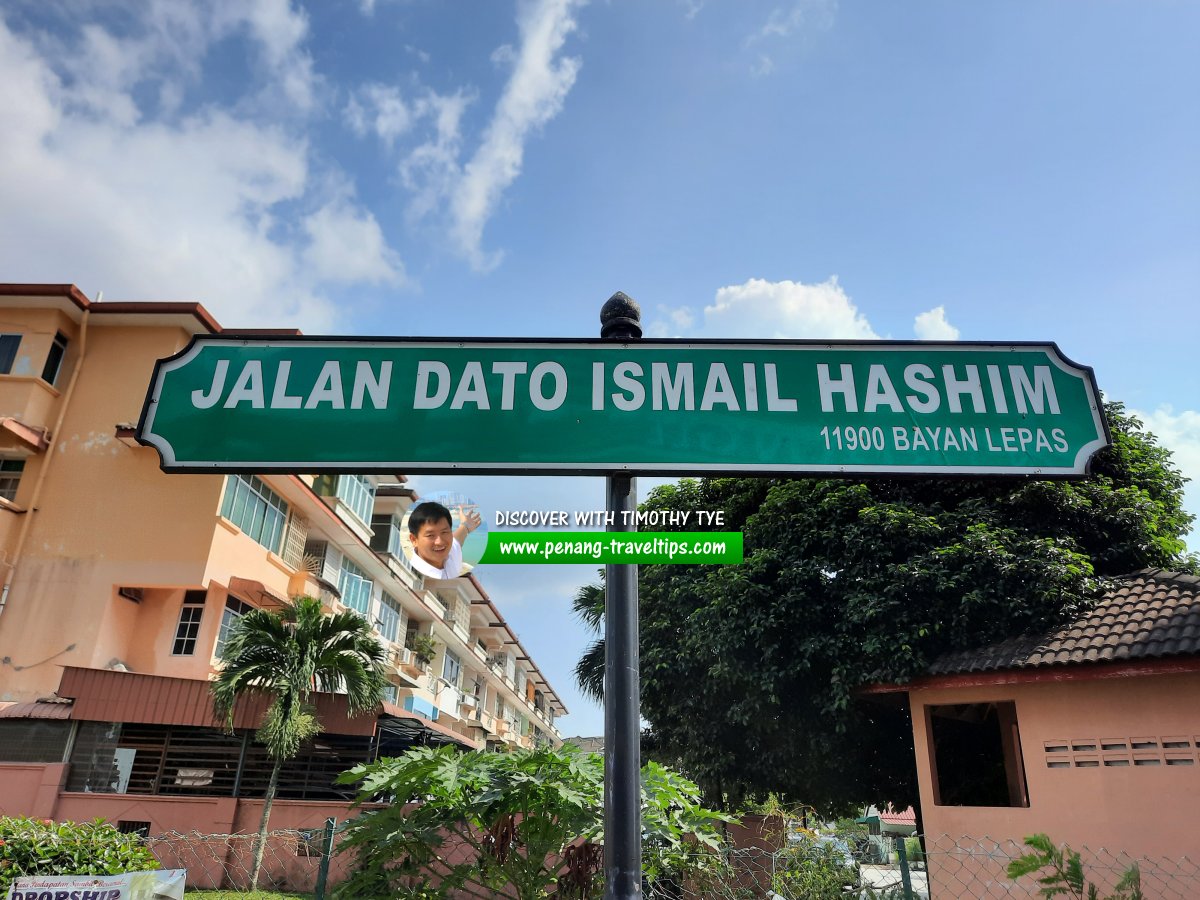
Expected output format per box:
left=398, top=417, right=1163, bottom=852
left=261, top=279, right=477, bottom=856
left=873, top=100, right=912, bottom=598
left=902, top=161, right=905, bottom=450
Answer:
left=0, top=283, right=566, bottom=835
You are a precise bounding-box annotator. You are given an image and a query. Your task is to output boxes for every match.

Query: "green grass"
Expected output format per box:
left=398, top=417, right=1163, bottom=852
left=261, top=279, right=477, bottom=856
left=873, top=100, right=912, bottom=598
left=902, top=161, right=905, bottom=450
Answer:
left=185, top=891, right=314, bottom=900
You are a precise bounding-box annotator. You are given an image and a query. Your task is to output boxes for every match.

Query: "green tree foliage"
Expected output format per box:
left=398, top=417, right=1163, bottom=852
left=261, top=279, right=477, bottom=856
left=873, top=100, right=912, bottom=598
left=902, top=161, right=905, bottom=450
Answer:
left=334, top=745, right=732, bottom=899
left=575, top=403, right=1196, bottom=810
left=211, top=595, right=388, bottom=891
left=0, top=816, right=159, bottom=895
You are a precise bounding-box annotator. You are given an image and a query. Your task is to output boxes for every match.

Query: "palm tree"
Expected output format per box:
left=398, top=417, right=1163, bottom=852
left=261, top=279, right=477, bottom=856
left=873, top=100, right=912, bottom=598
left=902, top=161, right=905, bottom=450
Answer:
left=211, top=595, right=388, bottom=891
left=573, top=577, right=605, bottom=702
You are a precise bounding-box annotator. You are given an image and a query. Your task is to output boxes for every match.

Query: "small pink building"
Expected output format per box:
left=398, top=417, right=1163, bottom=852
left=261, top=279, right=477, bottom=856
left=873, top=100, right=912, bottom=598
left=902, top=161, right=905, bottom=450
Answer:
left=868, top=569, right=1200, bottom=897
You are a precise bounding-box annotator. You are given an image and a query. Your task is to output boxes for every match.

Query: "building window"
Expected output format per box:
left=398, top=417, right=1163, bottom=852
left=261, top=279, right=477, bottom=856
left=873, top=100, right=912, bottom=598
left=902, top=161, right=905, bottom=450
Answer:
left=216, top=597, right=255, bottom=658
left=41, top=331, right=68, bottom=385
left=221, top=475, right=287, bottom=552
left=0, top=334, right=19, bottom=374
left=0, top=459, right=25, bottom=502
left=370, top=513, right=405, bottom=558
left=377, top=591, right=403, bottom=643
left=314, top=474, right=376, bottom=527
left=442, top=650, right=462, bottom=689
left=928, top=701, right=1029, bottom=808
left=171, top=592, right=206, bottom=655
left=381, top=683, right=399, bottom=704
left=338, top=557, right=372, bottom=616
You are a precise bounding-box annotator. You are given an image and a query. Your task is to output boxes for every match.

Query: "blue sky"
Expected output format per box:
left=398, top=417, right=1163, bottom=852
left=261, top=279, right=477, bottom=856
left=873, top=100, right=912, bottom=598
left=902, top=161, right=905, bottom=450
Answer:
left=2, top=0, right=1197, bottom=736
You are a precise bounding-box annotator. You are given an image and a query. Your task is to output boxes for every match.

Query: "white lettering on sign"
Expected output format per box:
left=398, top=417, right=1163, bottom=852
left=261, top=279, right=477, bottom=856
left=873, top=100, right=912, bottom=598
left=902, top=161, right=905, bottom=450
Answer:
left=192, top=360, right=392, bottom=410
left=817, top=363, right=1060, bottom=416
left=591, top=361, right=798, bottom=412
left=186, top=356, right=1065, bottom=430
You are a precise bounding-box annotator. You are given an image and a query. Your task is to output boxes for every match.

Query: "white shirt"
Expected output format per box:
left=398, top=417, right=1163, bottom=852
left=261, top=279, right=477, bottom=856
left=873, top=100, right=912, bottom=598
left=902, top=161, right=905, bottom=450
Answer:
left=410, top=536, right=464, bottom=579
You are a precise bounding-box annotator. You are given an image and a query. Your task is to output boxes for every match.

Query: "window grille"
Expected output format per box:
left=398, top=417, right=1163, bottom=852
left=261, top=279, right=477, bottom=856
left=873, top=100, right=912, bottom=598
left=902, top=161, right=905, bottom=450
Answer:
left=117, top=821, right=151, bottom=838
left=281, top=513, right=308, bottom=569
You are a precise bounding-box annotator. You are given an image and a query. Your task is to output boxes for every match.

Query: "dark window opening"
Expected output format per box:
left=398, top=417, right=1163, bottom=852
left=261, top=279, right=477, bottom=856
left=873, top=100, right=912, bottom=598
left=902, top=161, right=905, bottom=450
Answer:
left=0, top=719, right=72, bottom=762
left=41, top=332, right=68, bottom=385
left=0, top=334, right=20, bottom=374
left=929, top=701, right=1029, bottom=808
left=0, top=459, right=25, bottom=502
left=117, top=820, right=151, bottom=838
left=172, top=600, right=205, bottom=656
left=65, top=721, right=383, bottom=801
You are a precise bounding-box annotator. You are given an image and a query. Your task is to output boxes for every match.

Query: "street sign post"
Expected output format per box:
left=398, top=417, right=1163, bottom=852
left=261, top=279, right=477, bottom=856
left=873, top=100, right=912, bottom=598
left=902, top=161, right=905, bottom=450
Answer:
left=138, top=336, right=1108, bottom=476
left=136, top=296, right=1110, bottom=900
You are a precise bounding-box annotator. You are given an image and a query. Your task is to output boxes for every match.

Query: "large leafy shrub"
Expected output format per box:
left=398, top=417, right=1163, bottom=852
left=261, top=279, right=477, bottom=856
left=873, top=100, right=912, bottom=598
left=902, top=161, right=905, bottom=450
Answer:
left=0, top=816, right=159, bottom=895
left=335, top=745, right=732, bottom=899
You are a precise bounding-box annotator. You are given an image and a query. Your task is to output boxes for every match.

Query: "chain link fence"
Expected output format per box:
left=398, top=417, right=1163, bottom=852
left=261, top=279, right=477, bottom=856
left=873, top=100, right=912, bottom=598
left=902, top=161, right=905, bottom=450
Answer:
left=921, top=834, right=1200, bottom=900
left=140, top=828, right=1198, bottom=898
left=146, top=825, right=346, bottom=895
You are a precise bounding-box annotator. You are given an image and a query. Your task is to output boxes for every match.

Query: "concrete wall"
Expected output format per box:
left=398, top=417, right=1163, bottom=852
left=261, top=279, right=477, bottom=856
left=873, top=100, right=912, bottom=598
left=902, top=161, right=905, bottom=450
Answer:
left=0, top=763, right=67, bottom=818
left=0, top=762, right=382, bottom=892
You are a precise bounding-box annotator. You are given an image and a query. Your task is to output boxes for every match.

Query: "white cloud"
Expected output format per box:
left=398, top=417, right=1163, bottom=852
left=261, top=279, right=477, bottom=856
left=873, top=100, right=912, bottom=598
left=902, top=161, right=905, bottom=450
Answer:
left=341, top=0, right=584, bottom=271
left=679, top=277, right=879, bottom=340
left=448, top=0, right=585, bottom=270
left=345, top=84, right=415, bottom=145
left=303, top=197, right=406, bottom=286
left=743, top=0, right=837, bottom=76
left=399, top=90, right=474, bottom=223
left=914, top=305, right=960, bottom=341
left=0, top=6, right=404, bottom=330
left=212, top=0, right=318, bottom=111
left=1130, top=406, right=1200, bottom=549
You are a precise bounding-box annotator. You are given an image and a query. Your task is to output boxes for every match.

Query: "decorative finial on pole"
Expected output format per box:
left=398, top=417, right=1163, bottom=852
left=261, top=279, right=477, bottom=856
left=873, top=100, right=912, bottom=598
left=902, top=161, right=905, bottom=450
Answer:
left=600, top=292, right=642, bottom=340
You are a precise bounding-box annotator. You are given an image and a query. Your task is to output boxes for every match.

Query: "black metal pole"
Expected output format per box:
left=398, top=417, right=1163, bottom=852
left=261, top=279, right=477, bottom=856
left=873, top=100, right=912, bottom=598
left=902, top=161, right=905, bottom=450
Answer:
left=601, top=292, right=642, bottom=900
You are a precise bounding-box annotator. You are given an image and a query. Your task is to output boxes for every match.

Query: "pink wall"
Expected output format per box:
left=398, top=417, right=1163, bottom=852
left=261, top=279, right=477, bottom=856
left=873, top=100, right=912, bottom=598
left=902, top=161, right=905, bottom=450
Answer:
left=910, top=670, right=1200, bottom=898
left=0, top=767, right=385, bottom=893
left=0, top=763, right=66, bottom=817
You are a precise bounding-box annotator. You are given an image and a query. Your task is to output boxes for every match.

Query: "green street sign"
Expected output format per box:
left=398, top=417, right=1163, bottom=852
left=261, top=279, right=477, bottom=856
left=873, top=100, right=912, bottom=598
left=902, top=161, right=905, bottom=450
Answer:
left=137, top=337, right=1109, bottom=476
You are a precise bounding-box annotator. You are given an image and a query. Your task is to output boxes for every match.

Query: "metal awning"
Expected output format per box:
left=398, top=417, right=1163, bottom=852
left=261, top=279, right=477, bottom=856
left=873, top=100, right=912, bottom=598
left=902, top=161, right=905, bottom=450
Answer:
left=0, top=699, right=72, bottom=719
left=379, top=704, right=482, bottom=750
left=227, top=576, right=289, bottom=609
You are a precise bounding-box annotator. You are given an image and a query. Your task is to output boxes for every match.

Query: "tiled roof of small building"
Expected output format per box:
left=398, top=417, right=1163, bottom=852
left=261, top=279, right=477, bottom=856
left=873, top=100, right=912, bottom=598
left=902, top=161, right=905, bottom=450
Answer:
left=928, top=569, right=1200, bottom=676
